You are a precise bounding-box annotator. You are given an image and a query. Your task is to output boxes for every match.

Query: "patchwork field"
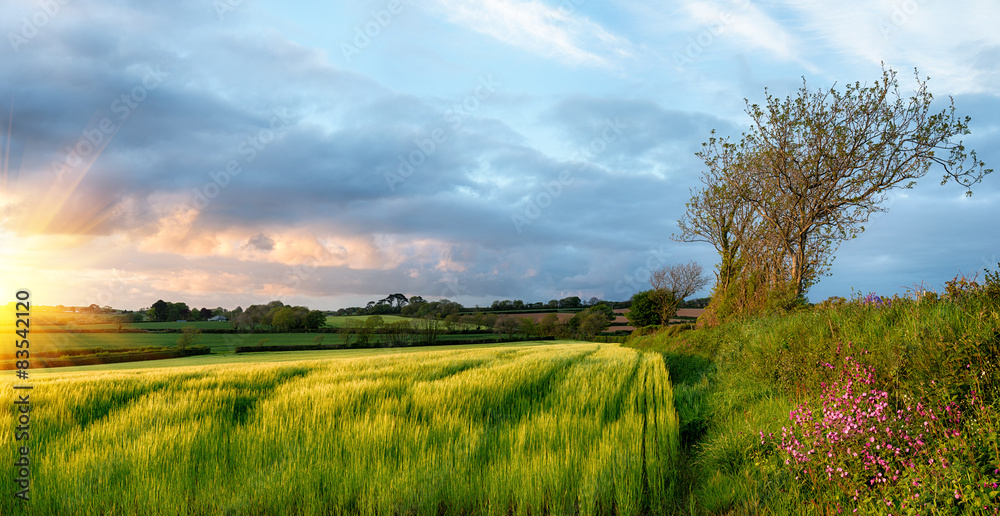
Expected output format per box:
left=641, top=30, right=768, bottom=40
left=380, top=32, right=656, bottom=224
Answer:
left=1, top=342, right=680, bottom=515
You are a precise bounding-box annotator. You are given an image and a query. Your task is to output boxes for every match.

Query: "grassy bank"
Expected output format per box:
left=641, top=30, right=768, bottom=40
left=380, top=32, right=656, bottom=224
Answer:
left=629, top=284, right=1000, bottom=514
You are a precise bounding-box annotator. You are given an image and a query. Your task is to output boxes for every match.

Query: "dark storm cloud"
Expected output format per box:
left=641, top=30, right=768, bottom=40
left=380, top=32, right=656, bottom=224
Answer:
left=543, top=96, right=734, bottom=165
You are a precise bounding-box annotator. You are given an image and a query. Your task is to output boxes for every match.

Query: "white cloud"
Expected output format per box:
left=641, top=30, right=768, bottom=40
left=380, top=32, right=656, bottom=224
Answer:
left=783, top=0, right=1000, bottom=94
left=683, top=0, right=799, bottom=62
left=431, top=0, right=634, bottom=68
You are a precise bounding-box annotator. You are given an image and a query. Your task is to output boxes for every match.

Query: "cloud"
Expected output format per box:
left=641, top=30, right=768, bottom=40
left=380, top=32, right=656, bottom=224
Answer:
left=431, top=0, right=634, bottom=68
left=782, top=0, right=1000, bottom=94
left=244, top=233, right=275, bottom=252
left=682, top=0, right=798, bottom=62
left=1, top=0, right=997, bottom=312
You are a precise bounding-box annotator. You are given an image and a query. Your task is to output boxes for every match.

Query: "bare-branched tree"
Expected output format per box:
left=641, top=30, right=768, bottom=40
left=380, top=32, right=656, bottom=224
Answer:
left=649, top=261, right=710, bottom=322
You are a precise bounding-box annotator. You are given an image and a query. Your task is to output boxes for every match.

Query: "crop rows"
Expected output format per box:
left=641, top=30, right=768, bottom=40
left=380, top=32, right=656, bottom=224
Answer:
left=1, top=343, right=679, bottom=515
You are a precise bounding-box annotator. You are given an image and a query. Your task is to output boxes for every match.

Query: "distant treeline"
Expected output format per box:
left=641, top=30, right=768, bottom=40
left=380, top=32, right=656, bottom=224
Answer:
left=334, top=294, right=632, bottom=317
left=234, top=336, right=557, bottom=353
left=0, top=346, right=211, bottom=369
left=336, top=293, right=711, bottom=318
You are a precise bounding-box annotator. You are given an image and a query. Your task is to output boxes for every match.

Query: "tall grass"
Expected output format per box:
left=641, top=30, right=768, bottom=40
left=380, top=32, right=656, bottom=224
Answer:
left=629, top=284, right=1000, bottom=514
left=1, top=342, right=679, bottom=515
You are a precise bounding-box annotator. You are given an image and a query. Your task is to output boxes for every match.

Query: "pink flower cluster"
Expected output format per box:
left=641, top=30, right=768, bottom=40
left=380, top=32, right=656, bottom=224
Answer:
left=777, top=349, right=958, bottom=493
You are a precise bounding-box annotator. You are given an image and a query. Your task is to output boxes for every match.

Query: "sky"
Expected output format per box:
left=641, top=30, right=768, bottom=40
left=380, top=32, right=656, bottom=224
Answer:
left=0, top=0, right=998, bottom=312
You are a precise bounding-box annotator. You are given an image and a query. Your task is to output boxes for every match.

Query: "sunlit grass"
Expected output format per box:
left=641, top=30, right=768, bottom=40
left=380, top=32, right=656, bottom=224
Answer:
left=0, top=342, right=679, bottom=515
left=629, top=288, right=1000, bottom=514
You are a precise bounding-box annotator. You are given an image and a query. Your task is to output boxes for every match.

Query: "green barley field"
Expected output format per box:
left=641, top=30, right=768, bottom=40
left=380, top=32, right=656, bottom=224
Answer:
left=1, top=342, right=680, bottom=515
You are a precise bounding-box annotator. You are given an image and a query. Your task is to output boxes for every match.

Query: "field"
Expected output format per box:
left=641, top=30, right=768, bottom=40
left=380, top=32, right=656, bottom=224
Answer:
left=324, top=315, right=413, bottom=327
left=1, top=342, right=680, bottom=515
left=0, top=330, right=520, bottom=362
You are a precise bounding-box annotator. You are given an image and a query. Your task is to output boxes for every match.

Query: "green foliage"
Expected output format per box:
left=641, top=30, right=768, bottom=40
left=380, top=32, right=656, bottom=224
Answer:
left=986, top=263, right=1000, bottom=302
left=627, top=275, right=1000, bottom=514
left=175, top=326, right=201, bottom=350
left=626, top=290, right=663, bottom=327
left=570, top=306, right=616, bottom=338
left=679, top=67, right=992, bottom=325
left=493, top=315, right=519, bottom=338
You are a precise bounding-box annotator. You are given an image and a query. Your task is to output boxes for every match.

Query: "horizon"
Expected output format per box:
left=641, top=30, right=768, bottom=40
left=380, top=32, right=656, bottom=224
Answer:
left=1, top=0, right=998, bottom=310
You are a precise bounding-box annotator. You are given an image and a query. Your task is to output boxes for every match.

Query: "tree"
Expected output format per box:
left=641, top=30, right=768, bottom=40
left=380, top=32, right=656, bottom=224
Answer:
left=177, top=326, right=201, bottom=350
left=342, top=319, right=365, bottom=347
left=416, top=316, right=441, bottom=345
left=678, top=66, right=992, bottom=320
left=304, top=310, right=327, bottom=330
left=517, top=317, right=539, bottom=339
left=150, top=300, right=168, bottom=322
left=230, top=311, right=255, bottom=332
left=200, top=308, right=213, bottom=320
left=272, top=306, right=298, bottom=332
left=588, top=302, right=616, bottom=322
left=625, top=290, right=662, bottom=328
left=111, top=314, right=131, bottom=333
left=559, top=296, right=582, bottom=309
left=572, top=307, right=614, bottom=338
left=494, top=315, right=519, bottom=339
left=384, top=293, right=409, bottom=308
left=539, top=313, right=561, bottom=337
left=650, top=262, right=710, bottom=322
